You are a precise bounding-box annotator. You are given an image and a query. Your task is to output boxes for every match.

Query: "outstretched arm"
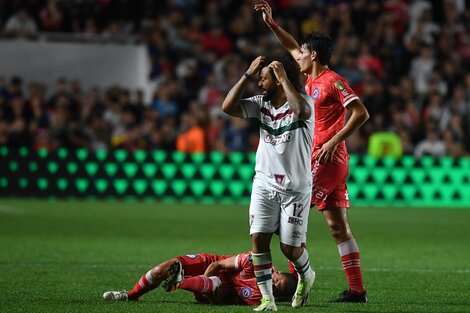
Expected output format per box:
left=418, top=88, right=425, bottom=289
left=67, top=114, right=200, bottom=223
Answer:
left=254, top=0, right=301, bottom=59
left=268, top=61, right=310, bottom=120
left=222, top=56, right=266, bottom=118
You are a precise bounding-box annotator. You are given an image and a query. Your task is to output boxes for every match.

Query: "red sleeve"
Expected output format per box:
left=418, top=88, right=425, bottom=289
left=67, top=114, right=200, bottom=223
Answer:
left=331, top=77, right=359, bottom=107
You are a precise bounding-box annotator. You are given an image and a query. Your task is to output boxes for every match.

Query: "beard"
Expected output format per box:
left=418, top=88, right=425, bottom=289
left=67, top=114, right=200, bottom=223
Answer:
left=262, top=87, right=275, bottom=102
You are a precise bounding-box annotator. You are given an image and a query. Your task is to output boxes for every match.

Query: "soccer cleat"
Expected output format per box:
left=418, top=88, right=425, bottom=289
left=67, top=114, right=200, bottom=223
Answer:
left=162, top=260, right=184, bottom=292
left=291, top=270, right=315, bottom=308
left=253, top=297, right=277, bottom=311
left=103, top=290, right=128, bottom=301
left=334, top=290, right=368, bottom=303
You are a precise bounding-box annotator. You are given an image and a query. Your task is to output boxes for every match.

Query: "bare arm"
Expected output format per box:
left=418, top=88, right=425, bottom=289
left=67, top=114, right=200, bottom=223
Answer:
left=315, top=99, right=370, bottom=164
left=269, top=61, right=311, bottom=120
left=254, top=0, right=301, bottom=58
left=222, top=56, right=266, bottom=118
left=203, top=256, right=237, bottom=277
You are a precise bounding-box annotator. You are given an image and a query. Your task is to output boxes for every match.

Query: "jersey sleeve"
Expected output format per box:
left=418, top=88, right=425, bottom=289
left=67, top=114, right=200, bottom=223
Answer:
left=240, top=95, right=263, bottom=119
left=234, top=251, right=254, bottom=273
left=331, top=77, right=359, bottom=108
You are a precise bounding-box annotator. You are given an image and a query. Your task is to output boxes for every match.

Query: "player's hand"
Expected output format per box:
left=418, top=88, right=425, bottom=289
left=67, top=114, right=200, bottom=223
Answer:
left=246, top=55, right=266, bottom=77
left=268, top=61, right=287, bottom=83
left=254, top=0, right=274, bottom=26
left=314, top=140, right=338, bottom=164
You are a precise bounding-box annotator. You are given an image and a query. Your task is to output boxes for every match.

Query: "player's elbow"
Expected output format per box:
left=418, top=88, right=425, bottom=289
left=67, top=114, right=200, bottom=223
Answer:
left=221, top=100, right=234, bottom=115
left=361, top=108, right=370, bottom=123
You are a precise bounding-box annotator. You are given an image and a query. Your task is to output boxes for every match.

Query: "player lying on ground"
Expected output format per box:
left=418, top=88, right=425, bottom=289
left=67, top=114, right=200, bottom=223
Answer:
left=103, top=251, right=297, bottom=306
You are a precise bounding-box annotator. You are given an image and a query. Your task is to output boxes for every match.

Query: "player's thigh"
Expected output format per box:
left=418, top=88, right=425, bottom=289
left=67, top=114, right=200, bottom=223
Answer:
left=279, top=191, right=311, bottom=247
left=176, top=253, right=216, bottom=276
left=249, top=181, right=280, bottom=235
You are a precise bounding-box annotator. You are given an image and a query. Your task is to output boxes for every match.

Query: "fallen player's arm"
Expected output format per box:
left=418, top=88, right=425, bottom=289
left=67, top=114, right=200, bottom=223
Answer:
left=203, top=256, right=237, bottom=277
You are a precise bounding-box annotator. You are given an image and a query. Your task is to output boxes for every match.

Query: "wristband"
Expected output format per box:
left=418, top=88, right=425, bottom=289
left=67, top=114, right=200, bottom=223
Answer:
left=268, top=21, right=278, bottom=29
left=243, top=72, right=254, bottom=80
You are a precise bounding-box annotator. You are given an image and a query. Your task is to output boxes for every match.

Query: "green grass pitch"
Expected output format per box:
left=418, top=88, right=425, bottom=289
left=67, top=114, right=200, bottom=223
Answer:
left=0, top=199, right=469, bottom=312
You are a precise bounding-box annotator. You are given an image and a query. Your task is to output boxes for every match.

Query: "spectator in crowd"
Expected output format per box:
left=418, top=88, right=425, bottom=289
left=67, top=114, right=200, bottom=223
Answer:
left=4, top=8, right=37, bottom=38
left=414, top=127, right=446, bottom=159
left=0, top=0, right=468, bottom=157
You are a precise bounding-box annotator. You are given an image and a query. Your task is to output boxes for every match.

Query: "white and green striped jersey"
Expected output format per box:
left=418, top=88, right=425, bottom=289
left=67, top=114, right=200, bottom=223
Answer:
left=240, top=94, right=314, bottom=193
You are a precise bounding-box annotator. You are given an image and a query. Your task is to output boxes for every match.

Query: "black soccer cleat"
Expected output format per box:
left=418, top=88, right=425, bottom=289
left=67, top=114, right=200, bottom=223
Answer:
left=162, top=261, right=184, bottom=292
left=333, top=290, right=368, bottom=303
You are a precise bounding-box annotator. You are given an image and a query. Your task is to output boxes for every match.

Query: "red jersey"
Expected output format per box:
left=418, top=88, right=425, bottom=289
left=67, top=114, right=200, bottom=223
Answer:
left=218, top=252, right=262, bottom=305
left=305, top=69, right=359, bottom=164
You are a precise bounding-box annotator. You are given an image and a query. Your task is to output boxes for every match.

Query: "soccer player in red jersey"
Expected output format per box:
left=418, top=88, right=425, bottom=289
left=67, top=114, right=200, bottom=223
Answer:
left=255, top=1, right=370, bottom=303
left=103, top=251, right=297, bottom=306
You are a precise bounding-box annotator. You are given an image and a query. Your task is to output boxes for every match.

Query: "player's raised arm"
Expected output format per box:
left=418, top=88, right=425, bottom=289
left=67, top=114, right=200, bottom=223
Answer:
left=268, top=61, right=310, bottom=120
left=221, top=56, right=266, bottom=118
left=254, top=0, right=301, bottom=59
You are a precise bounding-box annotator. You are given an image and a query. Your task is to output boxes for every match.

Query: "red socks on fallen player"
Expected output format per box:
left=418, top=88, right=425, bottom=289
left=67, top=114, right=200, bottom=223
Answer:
left=128, top=270, right=158, bottom=300
left=178, top=275, right=221, bottom=294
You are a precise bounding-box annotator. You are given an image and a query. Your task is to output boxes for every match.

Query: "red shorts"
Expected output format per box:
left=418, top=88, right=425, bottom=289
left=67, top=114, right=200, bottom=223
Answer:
left=311, top=159, right=350, bottom=210
left=176, top=253, right=231, bottom=277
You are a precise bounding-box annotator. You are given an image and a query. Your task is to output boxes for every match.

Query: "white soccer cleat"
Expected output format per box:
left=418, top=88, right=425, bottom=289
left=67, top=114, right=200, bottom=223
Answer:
left=103, top=290, right=128, bottom=301
left=254, top=297, right=277, bottom=311
left=291, top=270, right=315, bottom=308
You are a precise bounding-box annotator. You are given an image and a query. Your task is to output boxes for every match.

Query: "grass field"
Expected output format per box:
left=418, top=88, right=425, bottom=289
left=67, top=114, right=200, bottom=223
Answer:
left=0, top=199, right=469, bottom=313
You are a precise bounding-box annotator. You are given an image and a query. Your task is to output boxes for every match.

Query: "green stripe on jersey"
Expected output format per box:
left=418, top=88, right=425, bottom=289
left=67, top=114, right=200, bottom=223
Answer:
left=260, top=120, right=307, bottom=136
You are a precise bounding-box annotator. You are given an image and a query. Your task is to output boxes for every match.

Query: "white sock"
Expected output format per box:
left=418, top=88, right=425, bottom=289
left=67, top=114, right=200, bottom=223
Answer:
left=292, top=249, right=314, bottom=282
left=252, top=252, right=274, bottom=300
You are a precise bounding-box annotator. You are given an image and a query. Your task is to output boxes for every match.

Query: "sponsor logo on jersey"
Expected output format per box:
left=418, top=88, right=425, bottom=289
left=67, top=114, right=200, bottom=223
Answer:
left=240, top=287, right=253, bottom=299
left=263, top=132, right=293, bottom=146
left=274, top=174, right=285, bottom=185
left=312, top=87, right=320, bottom=100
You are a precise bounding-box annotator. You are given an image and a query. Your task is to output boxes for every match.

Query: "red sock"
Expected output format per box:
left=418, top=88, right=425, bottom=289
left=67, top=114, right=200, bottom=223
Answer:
left=178, top=275, right=220, bottom=294
left=341, top=252, right=365, bottom=293
left=128, top=270, right=158, bottom=300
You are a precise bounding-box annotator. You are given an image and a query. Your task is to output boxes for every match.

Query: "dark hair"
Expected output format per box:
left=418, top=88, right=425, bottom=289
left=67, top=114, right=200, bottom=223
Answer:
left=273, top=273, right=298, bottom=302
left=261, top=54, right=304, bottom=93
left=302, top=32, right=333, bottom=66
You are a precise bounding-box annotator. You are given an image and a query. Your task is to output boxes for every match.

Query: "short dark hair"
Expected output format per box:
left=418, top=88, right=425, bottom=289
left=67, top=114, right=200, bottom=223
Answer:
left=302, top=32, right=333, bottom=66
left=273, top=272, right=298, bottom=302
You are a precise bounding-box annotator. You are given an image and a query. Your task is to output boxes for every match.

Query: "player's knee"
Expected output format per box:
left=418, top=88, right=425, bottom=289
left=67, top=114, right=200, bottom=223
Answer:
left=327, top=220, right=346, bottom=239
left=280, top=243, right=302, bottom=261
left=151, top=265, right=165, bottom=280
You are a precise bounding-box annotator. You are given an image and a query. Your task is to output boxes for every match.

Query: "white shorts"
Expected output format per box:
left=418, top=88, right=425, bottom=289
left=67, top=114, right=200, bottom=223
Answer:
left=249, top=179, right=311, bottom=247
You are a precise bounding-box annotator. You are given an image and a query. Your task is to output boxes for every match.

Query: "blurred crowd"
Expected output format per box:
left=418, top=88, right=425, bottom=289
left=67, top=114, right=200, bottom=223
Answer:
left=0, top=0, right=470, bottom=158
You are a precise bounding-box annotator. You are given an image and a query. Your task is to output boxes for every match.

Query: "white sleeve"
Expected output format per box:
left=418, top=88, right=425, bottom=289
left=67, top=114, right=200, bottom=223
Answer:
left=240, top=95, right=263, bottom=119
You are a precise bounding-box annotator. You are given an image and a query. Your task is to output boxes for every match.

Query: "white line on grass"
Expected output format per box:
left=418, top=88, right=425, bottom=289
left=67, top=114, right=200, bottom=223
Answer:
left=0, top=205, right=25, bottom=214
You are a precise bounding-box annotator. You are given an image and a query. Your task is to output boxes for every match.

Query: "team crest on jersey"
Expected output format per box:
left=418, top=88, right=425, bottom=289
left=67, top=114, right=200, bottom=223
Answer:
left=240, top=287, right=252, bottom=299
left=312, top=87, right=320, bottom=99
left=274, top=174, right=285, bottom=185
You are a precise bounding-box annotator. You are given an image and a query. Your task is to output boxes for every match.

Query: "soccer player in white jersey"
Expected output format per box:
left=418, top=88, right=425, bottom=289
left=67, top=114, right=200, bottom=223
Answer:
left=222, top=55, right=316, bottom=311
